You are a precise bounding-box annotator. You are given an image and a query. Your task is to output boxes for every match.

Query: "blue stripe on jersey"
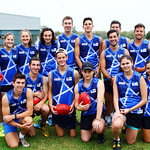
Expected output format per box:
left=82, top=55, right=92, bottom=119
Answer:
left=58, top=33, right=78, bottom=68
left=0, top=47, right=17, bottom=86
left=128, top=39, right=149, bottom=69
left=6, top=88, right=27, bottom=115
left=51, top=67, right=75, bottom=106
left=25, top=73, right=43, bottom=92
left=79, top=34, right=100, bottom=69
left=105, top=36, right=128, bottom=49
left=143, top=74, right=150, bottom=117
left=37, top=41, right=59, bottom=77
left=116, top=71, right=143, bottom=114
left=16, top=44, right=36, bottom=74
left=104, top=47, right=125, bottom=80
left=78, top=78, right=105, bottom=115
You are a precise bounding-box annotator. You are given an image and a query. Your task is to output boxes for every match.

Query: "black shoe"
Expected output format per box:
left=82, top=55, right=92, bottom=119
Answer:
left=113, top=139, right=121, bottom=150
left=97, top=133, right=105, bottom=144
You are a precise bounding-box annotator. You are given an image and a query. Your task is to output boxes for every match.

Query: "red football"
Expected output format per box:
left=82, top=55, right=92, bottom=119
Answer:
left=0, top=73, right=4, bottom=82
left=54, top=104, right=71, bottom=115
left=33, top=91, right=43, bottom=105
left=78, top=92, right=91, bottom=105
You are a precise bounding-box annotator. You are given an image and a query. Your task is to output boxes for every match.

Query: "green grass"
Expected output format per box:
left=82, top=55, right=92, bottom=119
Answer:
left=0, top=111, right=150, bottom=150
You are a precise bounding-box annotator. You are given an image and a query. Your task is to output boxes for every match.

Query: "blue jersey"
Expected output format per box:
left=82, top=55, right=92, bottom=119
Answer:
left=51, top=67, right=75, bottom=107
left=116, top=71, right=143, bottom=114
left=128, top=39, right=149, bottom=69
left=78, top=78, right=106, bottom=115
left=104, top=47, right=125, bottom=80
left=37, top=41, right=60, bottom=77
left=58, top=33, right=78, bottom=68
left=105, top=36, right=128, bottom=49
left=79, top=34, right=100, bottom=70
left=6, top=88, right=27, bottom=115
left=16, top=44, right=36, bottom=74
left=25, top=73, right=43, bottom=92
left=143, top=74, right=150, bottom=117
left=0, top=47, right=17, bottom=86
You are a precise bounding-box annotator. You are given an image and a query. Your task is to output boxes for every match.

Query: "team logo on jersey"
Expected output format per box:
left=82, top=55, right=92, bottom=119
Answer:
left=26, top=84, right=32, bottom=87
left=40, top=48, right=46, bottom=51
left=106, top=55, right=111, bottom=58
left=60, top=40, right=65, bottom=43
left=141, top=48, right=147, bottom=52
left=66, top=77, right=72, bottom=81
left=118, top=54, right=123, bottom=58
left=1, top=55, right=7, bottom=57
left=54, top=78, right=60, bottom=81
left=130, top=50, right=135, bottom=52
left=13, top=55, right=17, bottom=58
left=132, top=82, right=138, bottom=86
left=30, top=51, right=35, bottom=54
left=71, top=40, right=75, bottom=43
left=119, top=82, right=125, bottom=85
left=51, top=48, right=57, bottom=52
left=120, top=43, right=126, bottom=48
left=19, top=51, right=25, bottom=54
left=93, top=43, right=99, bottom=46
left=37, top=83, right=41, bottom=87
left=21, top=99, right=27, bottom=104
left=82, top=43, right=88, bottom=46
left=91, top=89, right=96, bottom=93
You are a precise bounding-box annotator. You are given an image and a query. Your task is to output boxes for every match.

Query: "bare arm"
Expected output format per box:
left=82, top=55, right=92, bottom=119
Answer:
left=102, top=40, right=107, bottom=51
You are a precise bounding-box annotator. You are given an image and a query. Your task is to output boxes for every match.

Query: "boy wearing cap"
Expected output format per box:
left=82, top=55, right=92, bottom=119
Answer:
left=74, top=61, right=106, bottom=143
left=48, top=48, right=79, bottom=137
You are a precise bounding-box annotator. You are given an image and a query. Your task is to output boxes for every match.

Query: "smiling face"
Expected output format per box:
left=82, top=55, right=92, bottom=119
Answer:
left=4, top=34, right=14, bottom=48
left=108, top=32, right=118, bottom=47
left=146, top=63, right=150, bottom=76
left=81, top=69, right=94, bottom=81
left=29, top=60, right=41, bottom=75
left=62, top=19, right=73, bottom=33
left=20, top=31, right=31, bottom=46
left=110, top=23, right=121, bottom=34
left=43, top=30, right=53, bottom=45
left=56, top=52, right=68, bottom=67
left=134, top=27, right=145, bottom=40
left=13, top=78, right=25, bottom=93
left=83, top=20, right=94, bottom=33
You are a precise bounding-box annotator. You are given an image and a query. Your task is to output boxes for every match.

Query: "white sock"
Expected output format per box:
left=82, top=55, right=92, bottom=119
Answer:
left=105, top=116, right=111, bottom=122
left=19, top=132, right=25, bottom=139
left=111, top=113, right=114, bottom=117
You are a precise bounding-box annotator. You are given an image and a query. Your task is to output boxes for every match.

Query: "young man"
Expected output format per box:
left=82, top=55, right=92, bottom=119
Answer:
left=2, top=73, right=33, bottom=148
left=25, top=57, right=50, bottom=137
left=48, top=48, right=79, bottom=137
left=57, top=16, right=79, bottom=69
left=128, top=23, right=150, bottom=73
left=74, top=61, right=105, bottom=143
left=102, top=20, right=130, bottom=51
left=100, top=30, right=129, bottom=127
left=75, top=17, right=102, bottom=78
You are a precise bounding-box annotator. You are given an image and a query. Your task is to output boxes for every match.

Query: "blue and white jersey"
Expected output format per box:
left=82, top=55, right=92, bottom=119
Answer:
left=36, top=41, right=60, bottom=77
left=128, top=39, right=149, bottom=69
left=58, top=33, right=78, bottom=68
left=25, top=73, right=43, bottom=92
left=0, top=47, right=17, bottom=86
left=116, top=71, right=143, bottom=114
left=143, top=74, right=150, bottom=117
left=51, top=67, right=75, bottom=107
left=16, top=44, right=36, bottom=74
left=6, top=88, right=27, bottom=115
left=105, top=36, right=128, bottom=49
left=78, top=78, right=106, bottom=115
left=104, top=47, right=125, bottom=80
left=79, top=34, right=100, bottom=70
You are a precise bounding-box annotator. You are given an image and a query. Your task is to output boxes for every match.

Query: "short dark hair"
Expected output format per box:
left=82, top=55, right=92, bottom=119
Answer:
left=145, top=59, right=150, bottom=67
left=110, top=20, right=121, bottom=28
left=107, top=30, right=118, bottom=38
left=40, top=27, right=55, bottom=45
left=13, top=73, right=26, bottom=82
left=134, top=23, right=145, bottom=31
left=83, top=17, right=93, bottom=25
left=29, top=57, right=41, bottom=65
left=62, top=16, right=73, bottom=24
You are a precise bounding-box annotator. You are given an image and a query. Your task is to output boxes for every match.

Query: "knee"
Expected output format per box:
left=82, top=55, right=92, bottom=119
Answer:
left=112, top=121, right=122, bottom=131
left=8, top=142, right=19, bottom=148
left=70, top=130, right=76, bottom=138
left=23, top=116, right=33, bottom=124
left=41, top=105, right=50, bottom=115
left=57, top=132, right=64, bottom=137
left=81, top=137, right=90, bottom=142
left=126, top=139, right=135, bottom=145
left=29, top=131, right=36, bottom=137
left=144, top=138, right=150, bottom=143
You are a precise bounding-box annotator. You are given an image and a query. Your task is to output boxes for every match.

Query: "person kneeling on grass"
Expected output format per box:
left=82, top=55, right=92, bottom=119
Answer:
left=2, top=73, right=34, bottom=148
left=74, top=61, right=106, bottom=143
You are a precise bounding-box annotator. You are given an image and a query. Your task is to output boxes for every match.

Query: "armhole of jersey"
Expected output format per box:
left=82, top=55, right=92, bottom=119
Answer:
left=72, top=69, right=75, bottom=84
left=79, top=37, right=81, bottom=47
left=51, top=71, right=53, bottom=85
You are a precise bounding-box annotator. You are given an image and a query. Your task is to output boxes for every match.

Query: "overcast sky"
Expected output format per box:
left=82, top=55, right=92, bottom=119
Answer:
left=0, top=0, right=150, bottom=33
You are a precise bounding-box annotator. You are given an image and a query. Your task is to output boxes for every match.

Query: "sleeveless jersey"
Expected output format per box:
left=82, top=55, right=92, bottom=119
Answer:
left=143, top=74, right=150, bottom=117
left=16, top=44, right=36, bottom=74
left=36, top=41, right=60, bottom=77
left=116, top=71, right=143, bottom=114
left=0, top=47, right=17, bottom=86
left=128, top=39, right=149, bottom=69
left=104, top=47, right=125, bottom=80
left=78, top=78, right=106, bottom=115
left=105, top=36, right=128, bottom=49
left=79, top=34, right=100, bottom=70
left=25, top=73, right=43, bottom=92
left=58, top=33, right=78, bottom=68
left=6, top=88, right=27, bottom=115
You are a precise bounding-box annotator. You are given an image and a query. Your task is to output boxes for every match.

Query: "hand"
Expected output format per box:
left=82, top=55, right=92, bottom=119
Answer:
left=92, top=119, right=102, bottom=133
left=95, top=68, right=100, bottom=78
left=3, top=115, right=14, bottom=123
left=34, top=91, right=44, bottom=99
left=120, top=109, right=130, bottom=115
left=21, top=123, right=33, bottom=130
left=112, top=112, right=122, bottom=122
left=134, top=67, right=144, bottom=73
left=34, top=102, right=43, bottom=112
left=77, top=101, right=90, bottom=111
left=68, top=104, right=74, bottom=115
left=50, top=105, right=58, bottom=115
left=110, top=78, right=114, bottom=85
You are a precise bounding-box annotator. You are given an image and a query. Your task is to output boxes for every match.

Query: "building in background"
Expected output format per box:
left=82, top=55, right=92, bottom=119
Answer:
left=0, top=13, right=40, bottom=45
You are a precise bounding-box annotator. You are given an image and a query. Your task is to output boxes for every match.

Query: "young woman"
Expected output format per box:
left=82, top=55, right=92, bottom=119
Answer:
left=16, top=29, right=36, bottom=74
left=111, top=54, right=147, bottom=150
left=0, top=33, right=17, bottom=136
left=142, top=60, right=150, bottom=143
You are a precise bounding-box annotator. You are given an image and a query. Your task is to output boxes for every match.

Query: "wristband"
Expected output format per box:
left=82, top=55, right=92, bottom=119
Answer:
left=15, top=114, right=17, bottom=119
left=129, top=108, right=131, bottom=113
left=108, top=77, right=112, bottom=82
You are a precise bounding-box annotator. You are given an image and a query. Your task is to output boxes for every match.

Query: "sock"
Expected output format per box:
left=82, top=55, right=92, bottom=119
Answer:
left=19, top=132, right=25, bottom=139
left=0, top=123, right=3, bottom=126
left=111, top=113, right=114, bottom=118
left=105, top=116, right=111, bottom=122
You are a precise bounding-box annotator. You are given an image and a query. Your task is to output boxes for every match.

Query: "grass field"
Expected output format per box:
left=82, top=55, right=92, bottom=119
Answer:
left=0, top=111, right=150, bottom=150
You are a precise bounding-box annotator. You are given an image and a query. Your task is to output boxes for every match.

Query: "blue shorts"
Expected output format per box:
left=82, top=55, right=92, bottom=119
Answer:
left=3, top=119, right=19, bottom=135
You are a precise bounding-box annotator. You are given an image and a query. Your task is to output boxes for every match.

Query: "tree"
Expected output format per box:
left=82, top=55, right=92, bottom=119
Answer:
left=146, top=31, right=150, bottom=40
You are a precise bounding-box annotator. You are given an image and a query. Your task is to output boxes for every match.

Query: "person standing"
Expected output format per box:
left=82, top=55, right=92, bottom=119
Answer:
left=48, top=48, right=79, bottom=137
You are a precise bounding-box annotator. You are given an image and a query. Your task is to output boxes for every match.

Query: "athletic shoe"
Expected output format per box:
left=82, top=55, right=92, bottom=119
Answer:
left=46, top=116, right=53, bottom=126
left=97, top=133, right=105, bottom=144
left=0, top=125, right=5, bottom=137
left=113, top=139, right=121, bottom=150
left=105, top=120, right=112, bottom=127
left=34, top=118, right=42, bottom=129
left=41, top=125, right=49, bottom=137
left=19, top=138, right=30, bottom=147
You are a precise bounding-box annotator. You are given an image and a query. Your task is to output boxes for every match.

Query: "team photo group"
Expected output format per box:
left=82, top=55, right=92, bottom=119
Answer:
left=0, top=16, right=150, bottom=150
